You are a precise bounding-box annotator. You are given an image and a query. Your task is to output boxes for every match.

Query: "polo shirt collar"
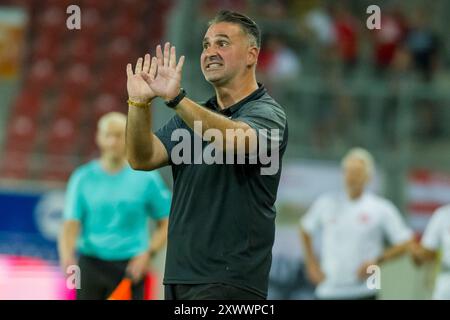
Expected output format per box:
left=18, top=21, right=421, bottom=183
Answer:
left=204, top=83, right=266, bottom=116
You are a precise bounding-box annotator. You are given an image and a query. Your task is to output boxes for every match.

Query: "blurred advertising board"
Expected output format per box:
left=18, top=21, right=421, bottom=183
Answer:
left=407, top=169, right=450, bottom=234
left=0, top=187, right=71, bottom=299
left=0, top=187, right=159, bottom=299
left=0, top=255, right=73, bottom=299
left=0, top=189, right=64, bottom=260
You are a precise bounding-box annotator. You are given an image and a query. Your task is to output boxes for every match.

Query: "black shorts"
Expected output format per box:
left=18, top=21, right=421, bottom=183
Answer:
left=164, top=283, right=265, bottom=300
left=77, top=254, right=145, bottom=300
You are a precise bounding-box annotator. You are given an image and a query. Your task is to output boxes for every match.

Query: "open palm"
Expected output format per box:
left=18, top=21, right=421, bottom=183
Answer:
left=126, top=54, right=157, bottom=102
left=142, top=42, right=185, bottom=102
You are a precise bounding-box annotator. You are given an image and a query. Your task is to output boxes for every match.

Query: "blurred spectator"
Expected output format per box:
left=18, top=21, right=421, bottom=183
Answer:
left=302, top=1, right=335, bottom=48
left=331, top=3, right=359, bottom=72
left=300, top=148, right=414, bottom=300
left=404, top=9, right=440, bottom=82
left=390, top=45, right=413, bottom=78
left=299, top=2, right=337, bottom=78
left=201, top=0, right=248, bottom=15
left=372, top=5, right=408, bottom=75
left=255, top=0, right=288, bottom=20
left=258, top=34, right=301, bottom=86
left=410, top=204, right=450, bottom=300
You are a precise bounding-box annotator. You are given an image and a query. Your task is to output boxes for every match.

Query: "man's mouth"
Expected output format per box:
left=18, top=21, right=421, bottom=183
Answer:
left=205, top=62, right=223, bottom=70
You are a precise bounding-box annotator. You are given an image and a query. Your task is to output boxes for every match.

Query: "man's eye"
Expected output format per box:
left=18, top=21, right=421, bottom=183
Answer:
left=203, top=43, right=209, bottom=49
left=219, top=41, right=228, bottom=47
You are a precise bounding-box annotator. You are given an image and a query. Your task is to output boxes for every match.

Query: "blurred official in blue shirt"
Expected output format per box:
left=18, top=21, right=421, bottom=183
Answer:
left=58, top=112, right=171, bottom=300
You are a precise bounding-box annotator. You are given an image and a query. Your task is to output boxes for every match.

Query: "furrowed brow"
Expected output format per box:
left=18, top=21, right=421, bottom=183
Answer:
left=215, top=34, right=231, bottom=40
left=203, top=34, right=231, bottom=46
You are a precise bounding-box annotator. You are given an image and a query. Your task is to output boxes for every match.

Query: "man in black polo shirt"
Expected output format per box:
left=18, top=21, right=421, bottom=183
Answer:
left=125, top=10, right=288, bottom=299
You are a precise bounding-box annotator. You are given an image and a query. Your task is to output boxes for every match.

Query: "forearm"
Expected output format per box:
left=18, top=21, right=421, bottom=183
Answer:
left=412, top=242, right=437, bottom=264
left=300, top=228, right=320, bottom=267
left=126, top=101, right=155, bottom=167
left=175, top=97, right=235, bottom=131
left=148, top=220, right=169, bottom=256
left=376, top=239, right=413, bottom=264
left=175, top=97, right=255, bottom=151
left=58, top=222, right=79, bottom=259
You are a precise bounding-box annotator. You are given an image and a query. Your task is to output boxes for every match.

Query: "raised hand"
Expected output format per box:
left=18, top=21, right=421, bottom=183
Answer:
left=142, top=42, right=185, bottom=102
left=126, top=54, right=157, bottom=103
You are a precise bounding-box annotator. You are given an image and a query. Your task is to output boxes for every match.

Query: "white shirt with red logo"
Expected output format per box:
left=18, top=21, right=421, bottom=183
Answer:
left=421, top=205, right=450, bottom=299
left=301, top=192, right=413, bottom=299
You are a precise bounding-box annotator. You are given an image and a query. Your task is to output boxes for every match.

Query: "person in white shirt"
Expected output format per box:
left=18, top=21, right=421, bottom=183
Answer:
left=410, top=205, right=450, bottom=299
left=299, top=148, right=414, bottom=300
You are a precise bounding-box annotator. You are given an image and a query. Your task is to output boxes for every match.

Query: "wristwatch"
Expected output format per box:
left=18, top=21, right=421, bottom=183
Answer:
left=165, top=88, right=186, bottom=109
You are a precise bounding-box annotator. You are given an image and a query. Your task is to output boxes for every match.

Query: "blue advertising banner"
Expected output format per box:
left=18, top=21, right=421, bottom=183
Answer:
left=0, top=188, right=65, bottom=261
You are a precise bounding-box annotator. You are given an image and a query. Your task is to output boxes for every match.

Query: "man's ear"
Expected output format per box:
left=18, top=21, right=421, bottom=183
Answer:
left=247, top=46, right=259, bottom=68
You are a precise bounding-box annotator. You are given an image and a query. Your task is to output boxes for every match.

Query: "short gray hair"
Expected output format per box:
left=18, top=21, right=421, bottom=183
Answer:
left=341, top=147, right=375, bottom=178
left=208, top=10, right=261, bottom=48
left=97, top=112, right=127, bottom=132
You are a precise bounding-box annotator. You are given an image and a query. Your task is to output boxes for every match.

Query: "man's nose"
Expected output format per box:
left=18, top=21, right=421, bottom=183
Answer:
left=204, top=46, right=219, bottom=59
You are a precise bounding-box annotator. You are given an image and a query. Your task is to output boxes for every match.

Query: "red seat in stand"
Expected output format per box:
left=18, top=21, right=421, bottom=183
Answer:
left=0, top=150, right=30, bottom=180
left=4, top=115, right=38, bottom=152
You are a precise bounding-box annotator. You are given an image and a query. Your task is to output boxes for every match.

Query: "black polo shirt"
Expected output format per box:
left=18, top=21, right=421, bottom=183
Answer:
left=155, top=84, right=288, bottom=298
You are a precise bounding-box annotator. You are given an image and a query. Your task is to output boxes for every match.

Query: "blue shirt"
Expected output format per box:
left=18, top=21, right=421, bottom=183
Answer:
left=63, top=160, right=171, bottom=261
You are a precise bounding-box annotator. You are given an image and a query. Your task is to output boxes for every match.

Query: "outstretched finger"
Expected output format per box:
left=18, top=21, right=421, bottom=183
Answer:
left=134, top=57, right=143, bottom=74
left=126, top=63, right=133, bottom=77
left=169, top=46, right=177, bottom=69
left=149, top=57, right=157, bottom=80
left=176, top=55, right=185, bottom=73
left=143, top=54, right=151, bottom=74
left=156, top=44, right=163, bottom=67
left=163, top=42, right=170, bottom=67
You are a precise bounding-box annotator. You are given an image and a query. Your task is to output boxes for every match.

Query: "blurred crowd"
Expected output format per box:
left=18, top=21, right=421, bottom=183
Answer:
left=1, top=0, right=448, bottom=182
left=199, top=0, right=449, bottom=153
left=201, top=0, right=446, bottom=84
